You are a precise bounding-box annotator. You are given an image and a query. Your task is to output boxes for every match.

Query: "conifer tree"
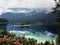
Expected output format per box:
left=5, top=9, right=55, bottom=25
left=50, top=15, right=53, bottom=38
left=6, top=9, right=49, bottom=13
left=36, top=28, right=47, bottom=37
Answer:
left=0, top=18, right=8, bottom=38
left=54, top=0, right=60, bottom=45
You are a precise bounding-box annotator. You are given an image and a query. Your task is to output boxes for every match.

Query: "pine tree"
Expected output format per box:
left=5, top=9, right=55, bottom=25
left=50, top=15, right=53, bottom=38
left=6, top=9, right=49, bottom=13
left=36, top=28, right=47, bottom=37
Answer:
left=0, top=18, right=8, bottom=38
left=54, top=0, right=60, bottom=45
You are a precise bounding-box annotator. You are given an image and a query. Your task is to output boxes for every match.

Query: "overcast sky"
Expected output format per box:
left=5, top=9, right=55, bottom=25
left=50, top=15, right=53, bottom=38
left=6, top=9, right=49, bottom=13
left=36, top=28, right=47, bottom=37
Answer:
left=0, top=0, right=56, bottom=15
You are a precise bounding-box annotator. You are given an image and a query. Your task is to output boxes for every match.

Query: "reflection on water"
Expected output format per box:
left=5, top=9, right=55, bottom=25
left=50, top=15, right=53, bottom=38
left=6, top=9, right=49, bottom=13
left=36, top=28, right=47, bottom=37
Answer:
left=7, top=24, right=57, bottom=43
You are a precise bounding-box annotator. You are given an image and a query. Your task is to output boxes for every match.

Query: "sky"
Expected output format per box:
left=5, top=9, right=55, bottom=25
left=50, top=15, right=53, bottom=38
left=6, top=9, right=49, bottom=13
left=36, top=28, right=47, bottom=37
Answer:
left=0, top=0, right=56, bottom=15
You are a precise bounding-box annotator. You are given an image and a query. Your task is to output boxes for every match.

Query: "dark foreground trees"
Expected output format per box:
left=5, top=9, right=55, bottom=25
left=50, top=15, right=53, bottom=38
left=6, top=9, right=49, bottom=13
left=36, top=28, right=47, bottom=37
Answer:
left=0, top=18, right=8, bottom=38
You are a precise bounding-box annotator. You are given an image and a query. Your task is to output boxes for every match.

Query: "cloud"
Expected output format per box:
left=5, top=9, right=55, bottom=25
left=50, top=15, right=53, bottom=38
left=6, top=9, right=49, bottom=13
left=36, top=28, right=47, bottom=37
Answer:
left=9, top=30, right=32, bottom=34
left=8, top=8, right=34, bottom=13
left=0, top=0, right=56, bottom=15
left=0, top=0, right=56, bottom=8
left=44, top=31, right=55, bottom=37
left=9, top=30, right=56, bottom=43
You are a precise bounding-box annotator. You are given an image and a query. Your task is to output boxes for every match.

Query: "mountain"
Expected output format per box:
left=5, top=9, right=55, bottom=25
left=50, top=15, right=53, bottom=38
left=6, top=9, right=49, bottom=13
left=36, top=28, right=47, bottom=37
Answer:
left=0, top=8, right=46, bottom=23
left=0, top=8, right=57, bottom=25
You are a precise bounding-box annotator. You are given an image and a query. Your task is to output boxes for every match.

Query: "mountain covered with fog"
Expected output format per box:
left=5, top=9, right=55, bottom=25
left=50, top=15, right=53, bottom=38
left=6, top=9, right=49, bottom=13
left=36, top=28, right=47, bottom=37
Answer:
left=0, top=8, right=57, bottom=25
